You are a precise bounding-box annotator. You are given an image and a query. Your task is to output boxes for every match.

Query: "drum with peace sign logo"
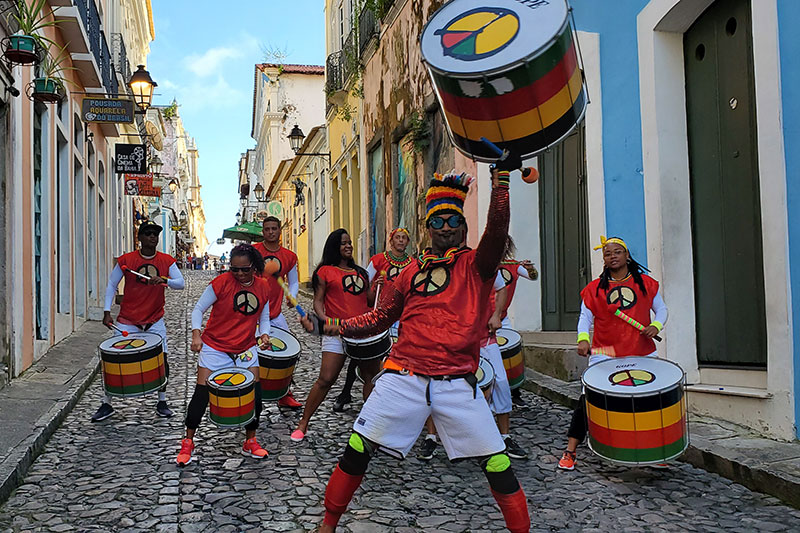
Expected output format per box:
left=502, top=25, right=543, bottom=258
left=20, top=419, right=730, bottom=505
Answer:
left=99, top=332, right=166, bottom=397
left=257, top=327, right=302, bottom=401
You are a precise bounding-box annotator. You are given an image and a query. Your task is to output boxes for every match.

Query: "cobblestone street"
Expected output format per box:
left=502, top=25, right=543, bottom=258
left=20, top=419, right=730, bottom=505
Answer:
left=1, top=270, right=800, bottom=532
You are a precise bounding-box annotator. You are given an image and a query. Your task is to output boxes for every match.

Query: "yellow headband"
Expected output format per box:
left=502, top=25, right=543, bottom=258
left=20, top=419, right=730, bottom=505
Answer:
left=593, top=235, right=628, bottom=251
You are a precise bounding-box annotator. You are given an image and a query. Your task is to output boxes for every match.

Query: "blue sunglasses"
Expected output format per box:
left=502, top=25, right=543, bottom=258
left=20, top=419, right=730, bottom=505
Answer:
left=428, top=215, right=464, bottom=229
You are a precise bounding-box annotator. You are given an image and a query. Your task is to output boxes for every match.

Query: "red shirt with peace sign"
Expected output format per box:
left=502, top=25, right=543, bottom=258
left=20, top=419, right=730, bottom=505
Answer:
left=318, top=266, right=369, bottom=320
left=581, top=274, right=659, bottom=356
left=201, top=273, right=271, bottom=353
left=117, top=251, right=176, bottom=326
left=253, top=243, right=298, bottom=319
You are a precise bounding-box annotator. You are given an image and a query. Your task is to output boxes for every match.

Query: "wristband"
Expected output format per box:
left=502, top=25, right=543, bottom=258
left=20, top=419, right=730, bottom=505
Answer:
left=497, top=170, right=510, bottom=189
left=577, top=332, right=590, bottom=344
left=325, top=317, right=341, bottom=327
left=649, top=321, right=663, bottom=333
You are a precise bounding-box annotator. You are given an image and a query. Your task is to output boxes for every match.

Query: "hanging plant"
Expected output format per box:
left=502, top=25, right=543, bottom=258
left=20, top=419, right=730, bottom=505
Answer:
left=2, top=0, right=60, bottom=65
left=28, top=44, right=75, bottom=104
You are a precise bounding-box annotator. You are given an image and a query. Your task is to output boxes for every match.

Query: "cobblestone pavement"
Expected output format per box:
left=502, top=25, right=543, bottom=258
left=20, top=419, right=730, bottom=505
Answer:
left=2, top=270, right=800, bottom=532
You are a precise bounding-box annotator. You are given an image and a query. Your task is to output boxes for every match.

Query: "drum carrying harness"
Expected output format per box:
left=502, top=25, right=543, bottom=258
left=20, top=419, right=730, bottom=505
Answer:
left=381, top=358, right=478, bottom=404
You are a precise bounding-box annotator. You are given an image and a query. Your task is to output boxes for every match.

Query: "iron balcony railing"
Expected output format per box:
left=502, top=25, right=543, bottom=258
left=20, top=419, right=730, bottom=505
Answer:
left=100, top=30, right=117, bottom=95
left=358, top=6, right=380, bottom=54
left=325, top=50, right=344, bottom=96
left=341, top=29, right=357, bottom=85
left=111, top=33, right=130, bottom=92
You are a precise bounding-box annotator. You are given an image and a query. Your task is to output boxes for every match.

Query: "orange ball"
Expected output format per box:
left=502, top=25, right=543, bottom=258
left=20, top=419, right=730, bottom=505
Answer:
left=521, top=167, right=539, bottom=184
left=263, top=260, right=280, bottom=276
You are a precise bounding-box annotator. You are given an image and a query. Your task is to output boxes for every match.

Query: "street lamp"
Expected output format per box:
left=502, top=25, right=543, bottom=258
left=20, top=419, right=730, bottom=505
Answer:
left=288, top=124, right=331, bottom=165
left=149, top=154, right=164, bottom=175
left=168, top=179, right=178, bottom=193
left=129, top=65, right=157, bottom=112
left=179, top=209, right=187, bottom=225
left=253, top=183, right=265, bottom=202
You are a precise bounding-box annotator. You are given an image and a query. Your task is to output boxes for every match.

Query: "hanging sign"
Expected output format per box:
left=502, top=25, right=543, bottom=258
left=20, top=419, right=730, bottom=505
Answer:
left=266, top=201, right=283, bottom=218
left=124, top=173, right=162, bottom=197
left=82, top=97, right=135, bottom=124
left=115, top=144, right=147, bottom=174
left=216, top=238, right=226, bottom=245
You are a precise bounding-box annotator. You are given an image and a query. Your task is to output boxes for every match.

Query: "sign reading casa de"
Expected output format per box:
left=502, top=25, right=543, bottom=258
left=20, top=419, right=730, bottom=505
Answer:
left=115, top=144, right=147, bottom=174
left=81, top=98, right=135, bottom=124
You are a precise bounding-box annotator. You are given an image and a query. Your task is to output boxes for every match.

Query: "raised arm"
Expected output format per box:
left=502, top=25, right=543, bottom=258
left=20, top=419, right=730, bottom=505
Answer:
left=474, top=170, right=510, bottom=281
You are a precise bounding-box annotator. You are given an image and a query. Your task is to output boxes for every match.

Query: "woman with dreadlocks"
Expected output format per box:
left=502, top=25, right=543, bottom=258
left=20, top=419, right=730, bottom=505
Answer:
left=557, top=236, right=668, bottom=471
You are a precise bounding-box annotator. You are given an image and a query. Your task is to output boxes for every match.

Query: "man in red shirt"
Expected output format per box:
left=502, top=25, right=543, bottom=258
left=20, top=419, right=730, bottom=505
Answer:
left=93, top=221, right=185, bottom=422
left=318, top=166, right=530, bottom=533
left=252, top=216, right=303, bottom=408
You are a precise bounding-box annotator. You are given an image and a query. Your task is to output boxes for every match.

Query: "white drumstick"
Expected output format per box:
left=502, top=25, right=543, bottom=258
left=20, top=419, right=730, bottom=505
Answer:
left=373, top=270, right=387, bottom=310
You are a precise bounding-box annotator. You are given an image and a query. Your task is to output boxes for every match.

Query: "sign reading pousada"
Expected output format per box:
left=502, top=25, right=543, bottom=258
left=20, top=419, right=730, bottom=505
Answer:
left=82, top=98, right=135, bottom=124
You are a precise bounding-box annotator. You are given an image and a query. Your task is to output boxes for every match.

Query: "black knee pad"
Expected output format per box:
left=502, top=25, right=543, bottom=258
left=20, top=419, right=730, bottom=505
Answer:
left=339, top=433, right=375, bottom=476
left=185, top=384, right=209, bottom=430
left=164, top=356, right=170, bottom=378
left=244, top=382, right=263, bottom=431
left=482, top=453, right=520, bottom=495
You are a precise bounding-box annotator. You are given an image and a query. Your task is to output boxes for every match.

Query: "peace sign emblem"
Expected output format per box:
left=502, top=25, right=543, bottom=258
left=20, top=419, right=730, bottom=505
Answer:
left=264, top=256, right=282, bottom=277
left=136, top=264, right=159, bottom=284
left=342, top=274, right=366, bottom=295
left=500, top=267, right=513, bottom=286
left=606, top=286, right=637, bottom=310
left=233, top=291, right=260, bottom=316
left=411, top=267, right=451, bottom=297
left=387, top=265, right=401, bottom=280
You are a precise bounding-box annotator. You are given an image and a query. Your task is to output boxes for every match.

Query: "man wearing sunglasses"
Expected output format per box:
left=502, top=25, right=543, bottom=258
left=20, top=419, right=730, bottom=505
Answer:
left=94, top=220, right=185, bottom=422
left=318, top=167, right=530, bottom=533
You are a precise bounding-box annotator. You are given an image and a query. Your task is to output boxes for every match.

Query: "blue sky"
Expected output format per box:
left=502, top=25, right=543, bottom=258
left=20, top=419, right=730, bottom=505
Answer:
left=147, top=1, right=326, bottom=256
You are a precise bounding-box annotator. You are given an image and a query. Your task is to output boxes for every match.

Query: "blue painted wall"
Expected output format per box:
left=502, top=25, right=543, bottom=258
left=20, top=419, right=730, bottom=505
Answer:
left=570, top=0, right=649, bottom=263
left=777, top=0, right=800, bottom=439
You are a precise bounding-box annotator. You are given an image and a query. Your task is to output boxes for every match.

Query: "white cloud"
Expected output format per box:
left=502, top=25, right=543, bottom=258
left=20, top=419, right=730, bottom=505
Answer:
left=185, top=46, right=242, bottom=77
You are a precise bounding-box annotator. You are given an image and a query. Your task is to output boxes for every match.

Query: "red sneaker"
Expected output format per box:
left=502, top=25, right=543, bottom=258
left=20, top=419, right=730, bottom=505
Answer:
left=558, top=450, right=576, bottom=470
left=277, top=390, right=303, bottom=409
left=176, top=438, right=194, bottom=466
left=242, top=437, right=268, bottom=459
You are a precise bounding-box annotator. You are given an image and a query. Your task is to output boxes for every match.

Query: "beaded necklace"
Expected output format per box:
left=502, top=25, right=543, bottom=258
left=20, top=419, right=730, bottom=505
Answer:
left=417, top=246, right=469, bottom=271
left=383, top=249, right=412, bottom=268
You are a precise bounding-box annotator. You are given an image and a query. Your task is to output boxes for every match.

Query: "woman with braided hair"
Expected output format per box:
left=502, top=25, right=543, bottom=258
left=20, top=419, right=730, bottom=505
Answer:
left=557, top=236, right=668, bottom=471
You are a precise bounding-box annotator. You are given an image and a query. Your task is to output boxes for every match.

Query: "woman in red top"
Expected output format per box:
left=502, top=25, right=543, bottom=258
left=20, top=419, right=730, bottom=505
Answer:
left=290, top=229, right=379, bottom=442
left=176, top=244, right=273, bottom=466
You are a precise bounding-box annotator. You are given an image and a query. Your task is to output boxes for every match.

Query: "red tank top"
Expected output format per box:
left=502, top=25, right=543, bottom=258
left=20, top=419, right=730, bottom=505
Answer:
left=317, top=265, right=369, bottom=320
left=201, top=273, right=272, bottom=353
left=581, top=274, right=660, bottom=357
left=117, top=251, right=175, bottom=325
left=389, top=249, right=492, bottom=375
left=253, top=243, right=298, bottom=319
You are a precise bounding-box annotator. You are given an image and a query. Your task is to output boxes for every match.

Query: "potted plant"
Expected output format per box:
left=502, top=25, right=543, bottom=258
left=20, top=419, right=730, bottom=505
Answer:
left=29, top=44, right=74, bottom=104
left=3, top=0, right=60, bottom=65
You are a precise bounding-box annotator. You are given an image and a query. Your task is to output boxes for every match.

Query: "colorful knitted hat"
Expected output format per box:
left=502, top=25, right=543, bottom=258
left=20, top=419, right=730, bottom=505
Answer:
left=425, top=172, right=474, bottom=224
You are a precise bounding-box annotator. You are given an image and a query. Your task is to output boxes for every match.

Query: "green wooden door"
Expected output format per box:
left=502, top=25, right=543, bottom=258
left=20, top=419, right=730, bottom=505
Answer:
left=539, top=123, right=590, bottom=331
left=684, top=0, right=766, bottom=367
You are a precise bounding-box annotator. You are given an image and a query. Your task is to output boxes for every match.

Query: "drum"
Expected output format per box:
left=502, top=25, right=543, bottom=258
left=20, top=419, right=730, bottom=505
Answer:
left=342, top=330, right=393, bottom=361
left=99, top=332, right=166, bottom=397
left=476, top=356, right=496, bottom=393
left=355, top=356, right=388, bottom=384
left=497, top=328, right=524, bottom=389
left=258, top=327, right=301, bottom=401
left=582, top=357, right=688, bottom=465
left=207, top=368, right=256, bottom=429
left=420, top=0, right=586, bottom=162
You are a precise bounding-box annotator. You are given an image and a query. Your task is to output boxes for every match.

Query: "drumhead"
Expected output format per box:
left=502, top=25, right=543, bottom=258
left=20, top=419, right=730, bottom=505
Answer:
left=99, top=332, right=162, bottom=353
left=582, top=356, right=684, bottom=395
left=476, top=356, right=495, bottom=389
left=421, top=0, right=569, bottom=76
left=343, top=330, right=390, bottom=345
left=496, top=328, right=521, bottom=350
left=259, top=326, right=301, bottom=359
left=207, top=368, right=255, bottom=391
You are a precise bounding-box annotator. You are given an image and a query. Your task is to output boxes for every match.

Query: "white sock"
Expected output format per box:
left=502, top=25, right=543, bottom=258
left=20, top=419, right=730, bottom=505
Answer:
left=104, top=396, right=113, bottom=405
left=501, top=434, right=510, bottom=440
left=159, top=392, right=167, bottom=401
left=425, top=434, right=437, bottom=443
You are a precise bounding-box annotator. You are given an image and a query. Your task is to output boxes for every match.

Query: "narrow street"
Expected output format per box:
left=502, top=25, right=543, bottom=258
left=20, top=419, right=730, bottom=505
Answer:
left=1, top=271, right=799, bottom=532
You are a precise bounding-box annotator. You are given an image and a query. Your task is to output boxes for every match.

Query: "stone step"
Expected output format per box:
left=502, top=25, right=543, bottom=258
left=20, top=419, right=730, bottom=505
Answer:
left=521, top=330, right=588, bottom=382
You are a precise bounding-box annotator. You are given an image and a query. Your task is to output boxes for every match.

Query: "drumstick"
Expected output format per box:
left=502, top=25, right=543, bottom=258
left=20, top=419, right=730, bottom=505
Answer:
left=614, top=309, right=662, bottom=342
left=110, top=324, right=129, bottom=337
left=276, top=277, right=306, bottom=318
left=373, top=270, right=387, bottom=310
left=123, top=266, right=168, bottom=282
left=480, top=137, right=536, bottom=179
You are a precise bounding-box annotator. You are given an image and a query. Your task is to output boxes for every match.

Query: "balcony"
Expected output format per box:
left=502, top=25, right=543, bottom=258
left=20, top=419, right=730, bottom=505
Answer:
left=341, top=30, right=357, bottom=86
left=358, top=7, right=380, bottom=55
left=53, top=0, right=116, bottom=96
left=111, top=33, right=131, bottom=90
left=325, top=50, right=344, bottom=100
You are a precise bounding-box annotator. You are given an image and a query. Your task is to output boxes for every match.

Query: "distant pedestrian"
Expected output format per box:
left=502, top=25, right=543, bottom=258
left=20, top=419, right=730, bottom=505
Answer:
left=93, top=221, right=185, bottom=422
left=557, top=236, right=668, bottom=471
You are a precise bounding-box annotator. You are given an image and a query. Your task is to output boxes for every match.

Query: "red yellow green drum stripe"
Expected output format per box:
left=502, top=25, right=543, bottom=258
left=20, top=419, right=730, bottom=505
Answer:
left=589, top=434, right=688, bottom=464
left=102, top=353, right=166, bottom=396
left=501, top=348, right=525, bottom=389
left=209, top=389, right=256, bottom=427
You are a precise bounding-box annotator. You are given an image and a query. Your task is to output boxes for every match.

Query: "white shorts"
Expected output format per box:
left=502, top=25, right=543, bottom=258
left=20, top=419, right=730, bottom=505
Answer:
left=482, top=341, right=512, bottom=415
left=353, top=372, right=506, bottom=460
left=588, top=351, right=658, bottom=367
left=501, top=317, right=512, bottom=329
left=116, top=318, right=168, bottom=353
left=198, top=344, right=259, bottom=372
left=322, top=335, right=344, bottom=355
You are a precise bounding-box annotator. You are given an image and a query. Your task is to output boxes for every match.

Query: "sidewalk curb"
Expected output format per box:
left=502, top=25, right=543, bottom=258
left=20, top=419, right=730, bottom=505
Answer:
left=520, top=368, right=800, bottom=510
left=0, top=355, right=101, bottom=504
